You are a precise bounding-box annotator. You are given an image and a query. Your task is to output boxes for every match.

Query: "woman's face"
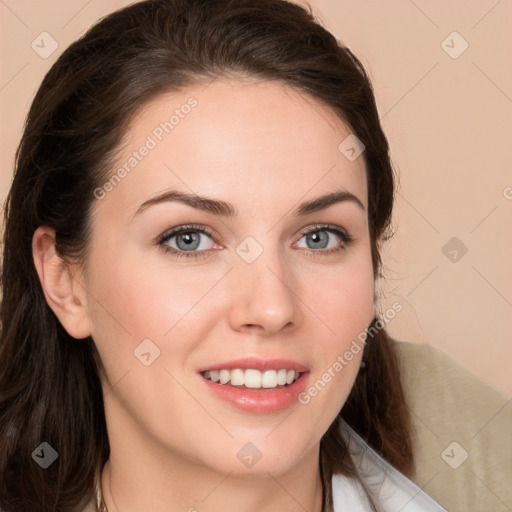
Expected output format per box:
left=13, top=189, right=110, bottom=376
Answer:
left=81, top=78, right=374, bottom=477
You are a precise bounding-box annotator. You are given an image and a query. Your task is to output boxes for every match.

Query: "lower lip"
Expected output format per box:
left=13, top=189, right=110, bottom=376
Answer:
left=199, top=372, right=310, bottom=414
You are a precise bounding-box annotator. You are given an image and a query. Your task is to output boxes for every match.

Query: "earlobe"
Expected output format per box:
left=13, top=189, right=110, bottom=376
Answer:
left=32, top=226, right=92, bottom=340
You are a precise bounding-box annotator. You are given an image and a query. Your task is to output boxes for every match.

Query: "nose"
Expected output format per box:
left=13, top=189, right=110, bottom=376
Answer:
left=227, top=243, right=302, bottom=336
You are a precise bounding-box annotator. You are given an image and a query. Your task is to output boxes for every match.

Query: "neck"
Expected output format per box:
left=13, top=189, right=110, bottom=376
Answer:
left=101, top=453, right=324, bottom=512
left=100, top=402, right=325, bottom=512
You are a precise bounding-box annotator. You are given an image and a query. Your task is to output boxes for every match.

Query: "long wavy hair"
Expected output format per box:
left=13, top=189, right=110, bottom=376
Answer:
left=0, top=1, right=414, bottom=511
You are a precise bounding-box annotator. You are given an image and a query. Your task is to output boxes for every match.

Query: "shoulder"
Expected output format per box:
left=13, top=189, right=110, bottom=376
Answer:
left=393, top=340, right=508, bottom=432
left=392, top=340, right=511, bottom=511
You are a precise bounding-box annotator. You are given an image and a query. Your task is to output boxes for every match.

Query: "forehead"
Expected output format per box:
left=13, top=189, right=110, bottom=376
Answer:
left=94, top=78, right=368, bottom=221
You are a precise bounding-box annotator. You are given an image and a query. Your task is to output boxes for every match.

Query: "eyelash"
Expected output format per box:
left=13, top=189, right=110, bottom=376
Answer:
left=157, top=223, right=354, bottom=260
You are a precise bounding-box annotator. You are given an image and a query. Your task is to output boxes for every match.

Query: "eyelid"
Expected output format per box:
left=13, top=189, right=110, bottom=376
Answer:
left=157, top=223, right=217, bottom=244
left=296, top=223, right=352, bottom=240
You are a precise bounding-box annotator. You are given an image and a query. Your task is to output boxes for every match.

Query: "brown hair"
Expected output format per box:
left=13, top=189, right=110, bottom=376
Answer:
left=0, top=1, right=413, bottom=510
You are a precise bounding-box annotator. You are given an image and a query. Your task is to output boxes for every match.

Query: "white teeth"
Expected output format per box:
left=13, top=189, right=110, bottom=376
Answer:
left=202, top=368, right=301, bottom=389
left=244, top=369, right=261, bottom=388
left=262, top=370, right=277, bottom=388
left=219, top=369, right=230, bottom=384
left=230, top=369, right=245, bottom=386
left=277, top=369, right=287, bottom=385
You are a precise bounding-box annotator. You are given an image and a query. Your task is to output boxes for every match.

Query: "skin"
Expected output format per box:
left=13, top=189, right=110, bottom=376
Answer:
left=33, top=78, right=375, bottom=512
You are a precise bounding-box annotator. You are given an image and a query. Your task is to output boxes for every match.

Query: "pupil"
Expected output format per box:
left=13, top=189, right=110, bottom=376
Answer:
left=309, top=231, right=327, bottom=249
left=178, top=232, right=199, bottom=250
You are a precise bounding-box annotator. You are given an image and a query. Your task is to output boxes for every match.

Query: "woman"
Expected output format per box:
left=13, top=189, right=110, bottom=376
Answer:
left=0, top=0, right=447, bottom=511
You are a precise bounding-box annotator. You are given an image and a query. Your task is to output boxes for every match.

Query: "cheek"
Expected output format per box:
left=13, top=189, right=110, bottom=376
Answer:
left=296, top=250, right=375, bottom=405
left=322, top=268, right=373, bottom=322
left=304, top=254, right=375, bottom=344
left=84, top=246, right=228, bottom=371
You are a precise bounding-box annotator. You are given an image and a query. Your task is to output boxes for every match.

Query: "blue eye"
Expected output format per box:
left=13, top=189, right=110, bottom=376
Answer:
left=158, top=224, right=217, bottom=259
left=295, top=224, right=353, bottom=255
left=157, top=223, right=354, bottom=259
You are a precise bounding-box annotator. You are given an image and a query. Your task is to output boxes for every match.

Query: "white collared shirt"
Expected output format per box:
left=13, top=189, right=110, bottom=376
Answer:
left=333, top=419, right=447, bottom=511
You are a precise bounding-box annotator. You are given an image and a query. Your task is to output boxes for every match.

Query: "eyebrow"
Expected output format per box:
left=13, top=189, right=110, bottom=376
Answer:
left=134, top=188, right=365, bottom=219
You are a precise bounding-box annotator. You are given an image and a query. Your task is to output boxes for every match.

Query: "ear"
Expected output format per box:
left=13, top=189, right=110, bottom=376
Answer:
left=32, top=226, right=92, bottom=339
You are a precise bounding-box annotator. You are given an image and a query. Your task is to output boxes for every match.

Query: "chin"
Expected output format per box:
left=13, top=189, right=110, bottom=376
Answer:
left=206, top=435, right=316, bottom=478
left=212, top=456, right=300, bottom=479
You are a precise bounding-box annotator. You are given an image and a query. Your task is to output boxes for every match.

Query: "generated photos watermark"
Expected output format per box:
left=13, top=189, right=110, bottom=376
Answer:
left=298, top=301, right=403, bottom=405
left=93, top=96, right=198, bottom=200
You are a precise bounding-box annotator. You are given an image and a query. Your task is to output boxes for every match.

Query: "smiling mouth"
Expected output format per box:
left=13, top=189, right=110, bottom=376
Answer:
left=201, top=368, right=301, bottom=390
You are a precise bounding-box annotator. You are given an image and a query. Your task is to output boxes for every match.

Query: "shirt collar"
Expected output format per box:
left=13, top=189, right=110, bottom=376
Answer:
left=332, top=419, right=447, bottom=511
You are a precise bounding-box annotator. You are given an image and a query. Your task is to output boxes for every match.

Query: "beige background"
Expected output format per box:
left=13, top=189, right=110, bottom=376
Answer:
left=1, top=0, right=510, bottom=396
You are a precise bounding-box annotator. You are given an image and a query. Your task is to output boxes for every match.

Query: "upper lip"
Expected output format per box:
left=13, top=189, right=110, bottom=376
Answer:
left=197, top=357, right=310, bottom=373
